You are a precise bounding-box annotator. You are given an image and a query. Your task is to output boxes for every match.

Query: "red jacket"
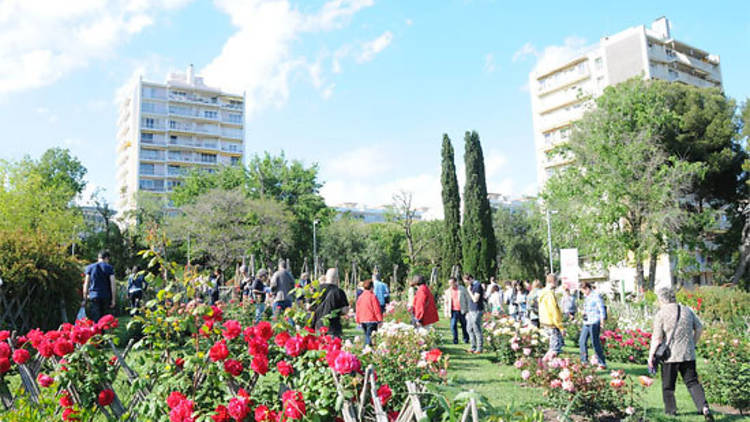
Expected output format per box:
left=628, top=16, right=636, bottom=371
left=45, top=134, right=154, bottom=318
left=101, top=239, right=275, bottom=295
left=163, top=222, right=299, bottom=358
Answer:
left=356, top=290, right=383, bottom=323
left=413, top=285, right=439, bottom=326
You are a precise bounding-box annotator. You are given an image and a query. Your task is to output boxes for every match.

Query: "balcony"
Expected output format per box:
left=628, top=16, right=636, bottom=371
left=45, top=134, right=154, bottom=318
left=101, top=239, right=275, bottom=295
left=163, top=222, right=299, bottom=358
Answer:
left=140, top=151, right=165, bottom=161
left=140, top=168, right=166, bottom=177
left=221, top=144, right=243, bottom=154
left=221, top=128, right=243, bottom=139
left=168, top=92, right=220, bottom=106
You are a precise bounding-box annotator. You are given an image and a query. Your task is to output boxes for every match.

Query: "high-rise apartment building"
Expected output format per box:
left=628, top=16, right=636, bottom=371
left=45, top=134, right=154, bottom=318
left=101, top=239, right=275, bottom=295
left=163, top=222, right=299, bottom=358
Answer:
left=529, top=17, right=722, bottom=187
left=115, top=65, right=245, bottom=220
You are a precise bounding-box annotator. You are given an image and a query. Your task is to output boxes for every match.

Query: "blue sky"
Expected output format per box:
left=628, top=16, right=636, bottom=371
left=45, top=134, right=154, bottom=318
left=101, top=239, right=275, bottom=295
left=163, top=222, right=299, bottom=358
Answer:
left=1, top=0, right=749, bottom=217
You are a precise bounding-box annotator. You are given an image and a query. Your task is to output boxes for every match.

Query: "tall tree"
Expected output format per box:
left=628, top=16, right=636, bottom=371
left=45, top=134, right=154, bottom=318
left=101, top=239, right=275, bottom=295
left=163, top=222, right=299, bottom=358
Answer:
left=543, top=78, right=704, bottom=289
left=461, top=131, right=497, bottom=281
left=732, top=100, right=750, bottom=287
left=440, top=134, right=462, bottom=278
left=389, top=190, right=422, bottom=272
left=493, top=201, right=546, bottom=281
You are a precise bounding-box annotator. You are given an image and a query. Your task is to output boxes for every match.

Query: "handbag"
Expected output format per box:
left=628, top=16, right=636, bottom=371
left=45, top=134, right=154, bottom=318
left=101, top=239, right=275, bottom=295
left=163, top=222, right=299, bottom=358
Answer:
left=654, top=304, right=681, bottom=365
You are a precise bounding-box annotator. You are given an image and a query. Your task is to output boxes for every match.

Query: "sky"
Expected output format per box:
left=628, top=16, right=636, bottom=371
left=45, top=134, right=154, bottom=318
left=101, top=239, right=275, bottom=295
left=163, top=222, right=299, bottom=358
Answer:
left=1, top=0, right=749, bottom=219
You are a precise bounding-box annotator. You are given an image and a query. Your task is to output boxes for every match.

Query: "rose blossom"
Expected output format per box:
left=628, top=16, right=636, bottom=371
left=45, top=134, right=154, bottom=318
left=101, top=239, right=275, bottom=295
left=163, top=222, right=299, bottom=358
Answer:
left=209, top=340, right=230, bottom=362
left=425, top=348, right=442, bottom=363
left=285, top=336, right=304, bottom=357
left=255, top=405, right=277, bottom=422
left=277, top=360, right=293, bottom=377
left=522, top=348, right=532, bottom=356
left=638, top=375, right=654, bottom=387
left=12, top=349, right=30, bottom=365
left=0, top=358, right=9, bottom=374
left=167, top=391, right=187, bottom=409
left=228, top=397, right=250, bottom=421
left=37, top=373, right=54, bottom=387
left=514, top=359, right=525, bottom=369
left=558, top=369, right=571, bottom=381
left=222, top=320, right=242, bottom=340
left=0, top=343, right=10, bottom=359
left=521, top=370, right=530, bottom=380
left=561, top=380, right=575, bottom=392
left=98, top=389, right=115, bottom=406
left=282, top=390, right=306, bottom=420
left=251, top=354, right=269, bottom=375
left=550, top=379, right=562, bottom=389
left=609, top=379, right=625, bottom=389
left=224, top=359, right=243, bottom=376
left=211, top=405, right=230, bottom=422
left=377, top=384, right=393, bottom=406
left=275, top=331, right=291, bottom=348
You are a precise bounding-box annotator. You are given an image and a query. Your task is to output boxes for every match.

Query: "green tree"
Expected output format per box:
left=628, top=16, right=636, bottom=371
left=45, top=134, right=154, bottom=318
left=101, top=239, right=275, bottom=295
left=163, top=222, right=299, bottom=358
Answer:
left=366, top=222, right=407, bottom=288
left=543, top=78, right=705, bottom=289
left=33, top=147, right=87, bottom=199
left=410, top=220, right=444, bottom=281
left=493, top=202, right=546, bottom=281
left=319, top=216, right=372, bottom=277
left=440, top=134, right=462, bottom=278
left=461, top=131, right=497, bottom=281
left=732, top=100, right=750, bottom=286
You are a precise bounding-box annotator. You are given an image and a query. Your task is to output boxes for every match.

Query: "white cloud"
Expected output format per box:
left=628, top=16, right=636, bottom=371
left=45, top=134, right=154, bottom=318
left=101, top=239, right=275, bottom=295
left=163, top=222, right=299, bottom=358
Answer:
left=202, top=0, right=375, bottom=116
left=0, top=0, right=191, bottom=96
left=405, top=18, right=413, bottom=26
left=513, top=36, right=590, bottom=73
left=325, top=146, right=393, bottom=179
left=484, top=53, right=497, bottom=73
left=322, top=83, right=335, bottom=99
left=357, top=30, right=393, bottom=63
left=484, top=150, right=507, bottom=178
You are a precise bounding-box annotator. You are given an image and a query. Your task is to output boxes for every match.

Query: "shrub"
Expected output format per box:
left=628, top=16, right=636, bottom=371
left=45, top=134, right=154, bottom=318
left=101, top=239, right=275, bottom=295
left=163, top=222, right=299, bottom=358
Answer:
left=483, top=316, right=546, bottom=365
left=599, top=328, right=652, bottom=364
left=699, top=326, right=750, bottom=412
left=676, top=286, right=750, bottom=333
left=0, top=229, right=82, bottom=330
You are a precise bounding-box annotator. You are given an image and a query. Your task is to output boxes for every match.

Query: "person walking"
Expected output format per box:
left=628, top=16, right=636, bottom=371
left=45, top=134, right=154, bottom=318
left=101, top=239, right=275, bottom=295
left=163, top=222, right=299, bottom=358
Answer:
left=561, top=287, right=577, bottom=320
left=539, top=274, right=564, bottom=358
left=526, top=280, right=542, bottom=328
left=126, top=265, right=147, bottom=310
left=270, top=259, right=295, bottom=318
left=411, top=275, right=439, bottom=329
left=648, top=288, right=714, bottom=421
left=355, top=280, right=383, bottom=346
left=372, top=272, right=390, bottom=313
left=209, top=268, right=224, bottom=305
left=504, top=281, right=517, bottom=319
left=514, top=283, right=528, bottom=322
left=312, top=268, right=349, bottom=337
left=579, top=282, right=607, bottom=368
left=251, top=269, right=269, bottom=324
left=463, top=274, right=485, bottom=354
left=82, top=250, right=116, bottom=322
left=488, top=285, right=503, bottom=315
left=442, top=277, right=470, bottom=344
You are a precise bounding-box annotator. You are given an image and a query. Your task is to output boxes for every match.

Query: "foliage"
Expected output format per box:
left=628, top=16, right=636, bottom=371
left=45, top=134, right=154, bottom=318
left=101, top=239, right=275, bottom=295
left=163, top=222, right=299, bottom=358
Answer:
left=514, top=355, right=648, bottom=421
left=462, top=131, right=497, bottom=281
left=410, top=220, right=444, bottom=278
left=543, top=78, right=705, bottom=289
left=493, top=203, right=546, bottom=280
left=170, top=188, right=293, bottom=270
left=0, top=229, right=82, bottom=330
left=599, top=328, right=652, bottom=364
left=698, top=326, right=750, bottom=412
left=676, top=286, right=750, bottom=333
left=482, top=316, right=545, bottom=365
left=382, top=300, right=413, bottom=324
left=441, top=134, right=462, bottom=279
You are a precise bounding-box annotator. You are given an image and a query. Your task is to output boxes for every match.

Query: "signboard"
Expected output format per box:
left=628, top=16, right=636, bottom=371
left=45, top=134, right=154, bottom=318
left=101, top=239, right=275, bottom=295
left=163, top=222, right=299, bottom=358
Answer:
left=559, top=248, right=579, bottom=290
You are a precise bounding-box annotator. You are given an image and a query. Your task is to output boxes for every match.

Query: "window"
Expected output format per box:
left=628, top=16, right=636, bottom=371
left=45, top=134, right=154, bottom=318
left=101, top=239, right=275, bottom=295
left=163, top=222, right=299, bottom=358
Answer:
left=168, top=165, right=182, bottom=175
left=167, top=180, right=182, bottom=190
left=226, top=113, right=242, bottom=123
left=204, top=110, right=218, bottom=119
left=141, top=132, right=154, bottom=143
left=170, top=135, right=177, bottom=143
left=666, top=48, right=676, bottom=58
left=594, top=57, right=603, bottom=70
left=200, top=153, right=217, bottom=163
left=143, top=118, right=155, bottom=128
left=172, top=91, right=187, bottom=97
left=139, top=163, right=154, bottom=174
left=231, top=157, right=240, bottom=166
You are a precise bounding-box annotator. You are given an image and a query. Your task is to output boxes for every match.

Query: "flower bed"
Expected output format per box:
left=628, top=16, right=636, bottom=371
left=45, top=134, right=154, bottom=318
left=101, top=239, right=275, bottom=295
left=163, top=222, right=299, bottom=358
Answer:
left=599, top=328, right=651, bottom=364
left=699, top=326, right=750, bottom=412
left=483, top=316, right=546, bottom=365
left=513, top=355, right=651, bottom=420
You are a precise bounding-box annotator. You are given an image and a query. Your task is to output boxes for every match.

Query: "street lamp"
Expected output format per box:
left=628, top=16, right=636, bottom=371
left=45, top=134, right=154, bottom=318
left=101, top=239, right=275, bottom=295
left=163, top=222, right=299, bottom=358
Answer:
left=545, top=208, right=558, bottom=274
left=313, top=219, right=319, bottom=279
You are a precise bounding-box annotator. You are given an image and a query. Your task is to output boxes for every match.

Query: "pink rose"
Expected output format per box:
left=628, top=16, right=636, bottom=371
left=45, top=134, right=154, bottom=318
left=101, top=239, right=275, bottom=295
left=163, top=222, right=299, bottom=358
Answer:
left=522, top=348, right=532, bottom=356
left=562, top=380, right=575, bottom=392
left=36, top=373, right=54, bottom=387
left=550, top=379, right=562, bottom=389
left=521, top=370, right=530, bottom=380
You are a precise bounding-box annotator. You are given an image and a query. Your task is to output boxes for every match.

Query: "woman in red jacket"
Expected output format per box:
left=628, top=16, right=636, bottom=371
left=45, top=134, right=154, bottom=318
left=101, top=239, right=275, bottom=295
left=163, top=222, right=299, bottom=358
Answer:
left=356, top=279, right=383, bottom=345
left=411, top=275, right=439, bottom=328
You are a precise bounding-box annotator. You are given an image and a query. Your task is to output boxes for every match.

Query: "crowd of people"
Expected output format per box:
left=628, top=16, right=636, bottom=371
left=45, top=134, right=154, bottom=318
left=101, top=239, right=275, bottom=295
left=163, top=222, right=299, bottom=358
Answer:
left=80, top=252, right=716, bottom=419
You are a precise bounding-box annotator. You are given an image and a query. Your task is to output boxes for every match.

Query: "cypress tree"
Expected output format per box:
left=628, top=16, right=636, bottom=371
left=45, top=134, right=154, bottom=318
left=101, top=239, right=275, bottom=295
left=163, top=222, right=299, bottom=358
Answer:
left=461, top=131, right=497, bottom=281
left=440, top=134, right=462, bottom=279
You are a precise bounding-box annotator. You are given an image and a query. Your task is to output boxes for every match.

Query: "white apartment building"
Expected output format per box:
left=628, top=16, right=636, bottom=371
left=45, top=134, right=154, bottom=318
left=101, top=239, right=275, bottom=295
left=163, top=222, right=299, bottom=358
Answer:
left=529, top=17, right=722, bottom=187
left=115, top=65, right=245, bottom=220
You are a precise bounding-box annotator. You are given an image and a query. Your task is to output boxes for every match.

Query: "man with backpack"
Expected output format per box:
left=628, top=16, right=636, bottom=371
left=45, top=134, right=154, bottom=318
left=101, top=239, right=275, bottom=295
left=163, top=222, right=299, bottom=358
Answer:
left=82, top=250, right=116, bottom=322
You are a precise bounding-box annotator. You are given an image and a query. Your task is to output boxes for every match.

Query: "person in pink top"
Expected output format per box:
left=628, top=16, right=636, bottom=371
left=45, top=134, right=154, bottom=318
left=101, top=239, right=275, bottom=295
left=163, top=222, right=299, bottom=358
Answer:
left=356, top=280, right=383, bottom=345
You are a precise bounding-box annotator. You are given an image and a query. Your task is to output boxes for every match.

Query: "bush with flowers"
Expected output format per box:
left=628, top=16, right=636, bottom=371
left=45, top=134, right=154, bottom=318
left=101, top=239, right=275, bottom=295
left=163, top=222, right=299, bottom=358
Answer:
left=512, top=355, right=650, bottom=421
left=676, top=286, right=750, bottom=333
left=382, top=300, right=413, bottom=324
left=698, top=325, right=750, bottom=412
left=599, top=328, right=651, bottom=364
left=482, top=316, right=545, bottom=365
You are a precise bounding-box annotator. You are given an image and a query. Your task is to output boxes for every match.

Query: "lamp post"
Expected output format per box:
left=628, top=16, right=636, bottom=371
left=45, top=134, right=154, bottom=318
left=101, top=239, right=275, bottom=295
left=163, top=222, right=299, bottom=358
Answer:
left=545, top=209, right=558, bottom=274
left=313, top=219, right=319, bottom=279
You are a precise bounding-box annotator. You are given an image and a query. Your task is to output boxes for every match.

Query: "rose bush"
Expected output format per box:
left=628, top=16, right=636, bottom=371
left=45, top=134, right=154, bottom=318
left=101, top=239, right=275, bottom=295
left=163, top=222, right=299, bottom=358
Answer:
left=698, top=326, right=750, bottom=412
left=599, top=328, right=651, bottom=364
left=482, top=316, right=545, bottom=365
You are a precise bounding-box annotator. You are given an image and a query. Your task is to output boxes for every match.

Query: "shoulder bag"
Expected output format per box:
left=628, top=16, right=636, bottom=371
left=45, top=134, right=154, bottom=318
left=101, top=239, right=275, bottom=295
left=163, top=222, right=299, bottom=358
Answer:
left=654, top=304, right=681, bottom=365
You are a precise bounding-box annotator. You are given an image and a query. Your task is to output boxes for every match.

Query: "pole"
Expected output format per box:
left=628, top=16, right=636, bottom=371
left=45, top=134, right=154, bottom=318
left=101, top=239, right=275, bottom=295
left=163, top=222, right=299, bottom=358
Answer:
left=313, top=219, right=319, bottom=279
left=187, top=233, right=191, bottom=265
left=546, top=208, right=554, bottom=274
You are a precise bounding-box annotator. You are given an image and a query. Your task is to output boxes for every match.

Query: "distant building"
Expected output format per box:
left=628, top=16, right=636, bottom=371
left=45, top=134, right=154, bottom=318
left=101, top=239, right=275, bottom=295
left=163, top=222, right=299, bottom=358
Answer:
left=115, top=65, right=245, bottom=222
left=487, top=193, right=535, bottom=212
left=80, top=206, right=113, bottom=232
left=333, top=202, right=427, bottom=224
left=529, top=17, right=722, bottom=188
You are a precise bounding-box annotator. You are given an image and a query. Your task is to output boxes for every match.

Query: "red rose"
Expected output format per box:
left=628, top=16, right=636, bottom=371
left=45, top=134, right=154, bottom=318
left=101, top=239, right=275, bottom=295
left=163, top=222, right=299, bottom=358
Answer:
left=248, top=338, right=269, bottom=358
left=327, top=349, right=360, bottom=375
left=169, top=398, right=194, bottom=422
left=98, top=389, right=115, bottom=407
left=228, top=396, right=250, bottom=421
left=282, top=390, right=306, bottom=420
left=71, top=326, right=94, bottom=345
left=0, top=358, right=10, bottom=374
left=425, top=348, right=442, bottom=363
left=60, top=392, right=74, bottom=407
left=254, top=405, right=277, bottom=422
left=275, top=331, right=291, bottom=348
left=0, top=342, right=10, bottom=359
left=167, top=391, right=187, bottom=409
left=284, top=336, right=304, bottom=357
left=251, top=354, right=269, bottom=375
left=96, top=314, right=118, bottom=331
left=175, top=357, right=185, bottom=369
left=212, top=405, right=231, bottom=422
left=277, top=360, right=293, bottom=377
left=12, top=349, right=30, bottom=365
left=377, top=384, right=392, bottom=406
left=209, top=340, right=230, bottom=362
left=37, top=373, right=54, bottom=387
left=222, top=320, right=242, bottom=340
left=37, top=341, right=54, bottom=358
left=224, top=359, right=243, bottom=377
left=318, top=326, right=329, bottom=335
left=303, top=335, right=320, bottom=351
left=0, top=330, right=9, bottom=341
left=53, top=339, right=75, bottom=357
left=62, top=407, right=80, bottom=421
left=255, top=321, right=273, bottom=340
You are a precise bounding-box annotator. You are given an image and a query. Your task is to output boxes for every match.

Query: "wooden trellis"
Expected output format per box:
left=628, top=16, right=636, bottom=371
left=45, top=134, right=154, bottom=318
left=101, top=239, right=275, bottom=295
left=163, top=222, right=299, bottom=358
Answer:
left=0, top=284, right=37, bottom=332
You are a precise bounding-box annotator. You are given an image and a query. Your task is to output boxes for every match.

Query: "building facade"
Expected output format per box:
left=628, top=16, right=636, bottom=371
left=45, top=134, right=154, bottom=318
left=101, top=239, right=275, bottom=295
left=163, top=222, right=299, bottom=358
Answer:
left=115, top=65, right=245, bottom=221
left=529, top=17, right=722, bottom=187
